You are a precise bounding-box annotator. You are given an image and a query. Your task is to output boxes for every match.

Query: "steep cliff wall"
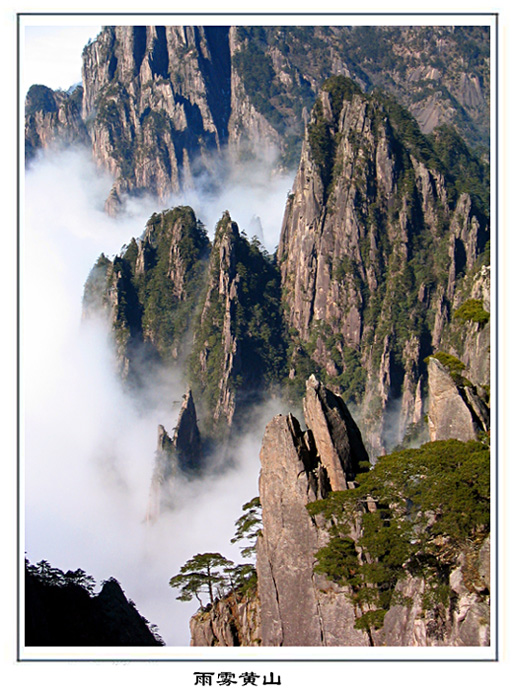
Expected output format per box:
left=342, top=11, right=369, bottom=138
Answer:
left=82, top=76, right=490, bottom=454
left=83, top=208, right=284, bottom=436
left=26, top=26, right=489, bottom=209
left=81, top=26, right=234, bottom=209
left=256, top=402, right=370, bottom=647
left=83, top=206, right=209, bottom=381
left=189, top=378, right=490, bottom=647
left=278, top=77, right=489, bottom=455
left=25, top=84, right=89, bottom=160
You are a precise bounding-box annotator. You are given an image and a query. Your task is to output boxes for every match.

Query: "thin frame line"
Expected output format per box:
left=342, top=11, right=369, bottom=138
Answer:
left=17, top=11, right=498, bottom=16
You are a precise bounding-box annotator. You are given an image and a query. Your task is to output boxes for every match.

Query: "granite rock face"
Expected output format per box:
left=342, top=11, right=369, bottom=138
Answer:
left=427, top=357, right=489, bottom=442
left=173, top=389, right=202, bottom=472
left=256, top=379, right=370, bottom=647
left=26, top=26, right=489, bottom=210
left=192, top=212, right=242, bottom=428
left=303, top=374, right=368, bottom=489
left=82, top=206, right=209, bottom=380
left=278, top=78, right=489, bottom=456
left=25, top=84, right=89, bottom=160
left=189, top=378, right=489, bottom=648
left=189, top=592, right=261, bottom=647
left=83, top=207, right=283, bottom=436
left=381, top=536, right=490, bottom=647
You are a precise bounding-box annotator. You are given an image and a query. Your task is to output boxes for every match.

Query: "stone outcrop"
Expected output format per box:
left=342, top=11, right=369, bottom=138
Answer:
left=192, top=212, right=241, bottom=428
left=82, top=206, right=209, bottom=380
left=189, top=592, right=261, bottom=646
left=146, top=424, right=176, bottom=523
left=189, top=377, right=490, bottom=648
left=303, top=374, right=369, bottom=489
left=256, top=378, right=370, bottom=646
left=146, top=388, right=202, bottom=522
left=25, top=84, right=89, bottom=160
left=426, top=357, right=489, bottom=442
left=173, top=389, right=202, bottom=472
left=84, top=207, right=284, bottom=436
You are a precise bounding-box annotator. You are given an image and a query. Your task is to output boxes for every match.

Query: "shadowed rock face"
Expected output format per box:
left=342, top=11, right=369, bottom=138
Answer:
left=25, top=567, right=163, bottom=646
left=303, top=374, right=369, bottom=489
left=147, top=388, right=202, bottom=522
left=173, top=389, right=202, bottom=472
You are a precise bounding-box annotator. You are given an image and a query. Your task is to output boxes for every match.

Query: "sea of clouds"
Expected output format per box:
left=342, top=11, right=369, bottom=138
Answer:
left=22, top=145, right=294, bottom=646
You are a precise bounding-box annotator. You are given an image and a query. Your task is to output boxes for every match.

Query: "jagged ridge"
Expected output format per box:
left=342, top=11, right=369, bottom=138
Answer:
left=26, top=26, right=489, bottom=211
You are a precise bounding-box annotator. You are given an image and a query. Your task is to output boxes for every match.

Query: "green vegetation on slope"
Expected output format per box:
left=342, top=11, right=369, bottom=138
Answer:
left=188, top=213, right=286, bottom=422
left=453, top=298, right=490, bottom=326
left=137, top=207, right=209, bottom=363
left=288, top=76, right=489, bottom=415
left=308, top=439, right=489, bottom=636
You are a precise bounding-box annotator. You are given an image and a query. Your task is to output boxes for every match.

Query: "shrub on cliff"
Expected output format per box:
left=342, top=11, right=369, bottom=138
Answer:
left=308, top=439, right=489, bottom=635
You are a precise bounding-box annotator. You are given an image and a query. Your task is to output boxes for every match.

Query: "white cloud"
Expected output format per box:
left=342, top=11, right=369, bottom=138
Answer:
left=22, top=145, right=293, bottom=646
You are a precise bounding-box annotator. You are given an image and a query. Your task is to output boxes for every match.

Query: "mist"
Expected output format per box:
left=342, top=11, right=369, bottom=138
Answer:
left=22, top=145, right=295, bottom=647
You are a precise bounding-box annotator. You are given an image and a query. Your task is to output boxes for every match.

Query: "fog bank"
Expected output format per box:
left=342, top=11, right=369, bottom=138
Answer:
left=23, top=146, right=294, bottom=645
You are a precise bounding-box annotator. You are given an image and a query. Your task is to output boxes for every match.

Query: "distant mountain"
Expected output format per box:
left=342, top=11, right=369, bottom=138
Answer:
left=25, top=25, right=489, bottom=212
left=84, top=76, right=489, bottom=457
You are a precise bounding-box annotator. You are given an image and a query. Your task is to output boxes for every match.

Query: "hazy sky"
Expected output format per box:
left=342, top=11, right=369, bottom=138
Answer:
left=22, top=25, right=102, bottom=97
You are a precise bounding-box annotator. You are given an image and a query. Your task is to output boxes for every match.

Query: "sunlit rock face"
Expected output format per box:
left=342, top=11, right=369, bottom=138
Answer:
left=189, top=591, right=261, bottom=647
left=278, top=78, right=489, bottom=456
left=256, top=379, right=370, bottom=647
left=26, top=26, right=489, bottom=211
left=25, top=84, right=89, bottom=160
left=426, top=357, right=489, bottom=442
left=190, top=379, right=489, bottom=648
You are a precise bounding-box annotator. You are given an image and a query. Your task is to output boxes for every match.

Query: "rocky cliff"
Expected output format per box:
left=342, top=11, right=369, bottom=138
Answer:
left=189, top=378, right=490, bottom=647
left=26, top=25, right=489, bottom=210
left=83, top=75, right=490, bottom=457
left=84, top=207, right=284, bottom=438
left=189, top=591, right=261, bottom=647
left=256, top=379, right=370, bottom=647
left=278, top=76, right=489, bottom=456
left=146, top=388, right=202, bottom=522
left=83, top=206, right=210, bottom=382
left=426, top=356, right=489, bottom=442
left=25, top=84, right=89, bottom=160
